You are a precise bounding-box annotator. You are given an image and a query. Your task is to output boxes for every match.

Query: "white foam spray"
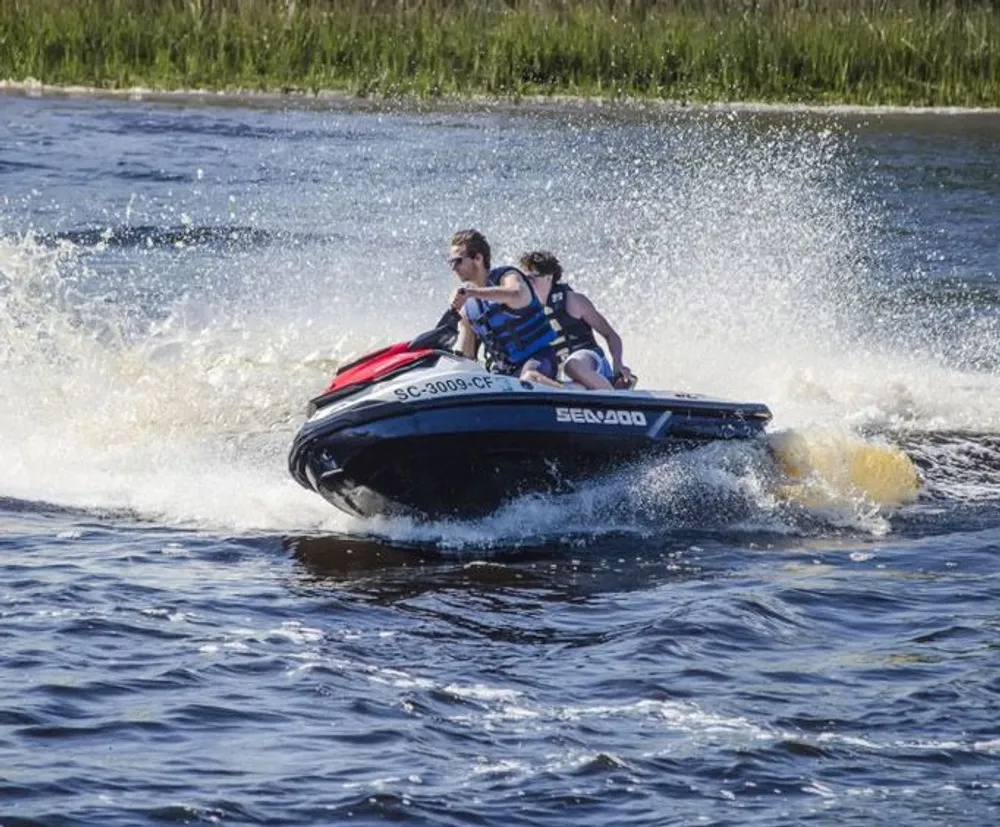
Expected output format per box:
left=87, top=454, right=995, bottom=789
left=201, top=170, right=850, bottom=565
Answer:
left=1, top=107, right=997, bottom=539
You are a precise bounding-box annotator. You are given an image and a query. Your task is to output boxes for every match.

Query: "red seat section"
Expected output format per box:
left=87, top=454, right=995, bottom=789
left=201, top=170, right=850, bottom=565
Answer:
left=327, top=343, right=434, bottom=392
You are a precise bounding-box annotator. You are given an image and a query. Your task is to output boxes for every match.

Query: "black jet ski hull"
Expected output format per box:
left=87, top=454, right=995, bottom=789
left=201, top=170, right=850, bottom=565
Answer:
left=289, top=391, right=770, bottom=519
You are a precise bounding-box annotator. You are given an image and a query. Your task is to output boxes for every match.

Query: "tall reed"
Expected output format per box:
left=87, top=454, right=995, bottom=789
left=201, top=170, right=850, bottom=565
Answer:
left=1, top=0, right=998, bottom=105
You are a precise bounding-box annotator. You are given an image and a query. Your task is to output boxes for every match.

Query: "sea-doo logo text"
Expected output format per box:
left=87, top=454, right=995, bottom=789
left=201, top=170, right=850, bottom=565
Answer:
left=555, top=407, right=647, bottom=426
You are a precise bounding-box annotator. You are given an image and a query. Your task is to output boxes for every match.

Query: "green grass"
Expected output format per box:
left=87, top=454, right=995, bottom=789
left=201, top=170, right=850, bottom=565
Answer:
left=2, top=0, right=999, bottom=106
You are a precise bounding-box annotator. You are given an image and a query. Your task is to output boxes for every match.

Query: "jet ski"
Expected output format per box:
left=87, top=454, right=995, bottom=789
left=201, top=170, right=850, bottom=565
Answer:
left=289, top=321, right=772, bottom=519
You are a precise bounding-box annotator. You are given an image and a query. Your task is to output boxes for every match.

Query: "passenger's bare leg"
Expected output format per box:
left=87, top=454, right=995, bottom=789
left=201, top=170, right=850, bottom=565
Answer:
left=564, top=356, right=614, bottom=390
left=520, top=368, right=563, bottom=388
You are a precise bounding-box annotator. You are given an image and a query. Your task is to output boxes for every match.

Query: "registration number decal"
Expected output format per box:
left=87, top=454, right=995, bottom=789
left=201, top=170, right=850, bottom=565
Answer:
left=394, top=375, right=497, bottom=401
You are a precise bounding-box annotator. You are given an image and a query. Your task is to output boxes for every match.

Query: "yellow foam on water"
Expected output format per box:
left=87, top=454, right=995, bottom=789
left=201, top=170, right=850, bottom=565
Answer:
left=768, top=429, right=920, bottom=510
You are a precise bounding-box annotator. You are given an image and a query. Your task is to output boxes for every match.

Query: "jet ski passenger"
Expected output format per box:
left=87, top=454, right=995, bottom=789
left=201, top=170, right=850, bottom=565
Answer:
left=518, top=250, right=635, bottom=391
left=447, top=229, right=562, bottom=387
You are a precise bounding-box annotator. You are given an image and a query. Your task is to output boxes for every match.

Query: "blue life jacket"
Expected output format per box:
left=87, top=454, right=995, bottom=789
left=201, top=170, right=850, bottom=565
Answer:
left=547, top=282, right=606, bottom=360
left=464, top=266, right=557, bottom=373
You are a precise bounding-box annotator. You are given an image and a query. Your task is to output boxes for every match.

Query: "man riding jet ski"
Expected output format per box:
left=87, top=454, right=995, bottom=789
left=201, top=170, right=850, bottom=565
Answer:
left=518, top=249, right=635, bottom=391
left=445, top=229, right=563, bottom=386
left=288, top=233, right=772, bottom=519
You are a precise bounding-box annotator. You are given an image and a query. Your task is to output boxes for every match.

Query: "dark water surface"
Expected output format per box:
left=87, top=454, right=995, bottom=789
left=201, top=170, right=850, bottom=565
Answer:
left=1, top=93, right=999, bottom=825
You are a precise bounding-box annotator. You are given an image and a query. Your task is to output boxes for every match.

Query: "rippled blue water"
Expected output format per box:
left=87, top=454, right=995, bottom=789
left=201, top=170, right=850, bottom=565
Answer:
left=1, top=92, right=999, bottom=825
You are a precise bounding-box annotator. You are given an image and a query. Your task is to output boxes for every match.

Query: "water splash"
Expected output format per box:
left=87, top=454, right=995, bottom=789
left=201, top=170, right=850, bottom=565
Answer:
left=768, top=429, right=920, bottom=524
left=1, top=107, right=998, bottom=535
left=0, top=232, right=354, bottom=530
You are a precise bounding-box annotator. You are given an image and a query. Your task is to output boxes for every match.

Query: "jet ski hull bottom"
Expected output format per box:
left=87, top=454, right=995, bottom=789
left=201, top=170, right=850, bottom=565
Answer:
left=290, top=395, right=769, bottom=519
left=300, top=433, right=674, bottom=519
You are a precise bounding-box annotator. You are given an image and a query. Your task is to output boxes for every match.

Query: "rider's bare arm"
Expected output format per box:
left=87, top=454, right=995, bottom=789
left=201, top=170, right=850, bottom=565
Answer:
left=454, top=313, right=478, bottom=359
left=566, top=292, right=630, bottom=378
left=458, top=272, right=530, bottom=309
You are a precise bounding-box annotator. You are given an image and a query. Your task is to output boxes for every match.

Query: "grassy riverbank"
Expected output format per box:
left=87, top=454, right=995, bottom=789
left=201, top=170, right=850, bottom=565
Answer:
left=2, top=0, right=999, bottom=107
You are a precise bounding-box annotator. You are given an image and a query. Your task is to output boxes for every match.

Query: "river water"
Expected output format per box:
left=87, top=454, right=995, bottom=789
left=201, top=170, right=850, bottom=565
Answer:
left=1, top=91, right=999, bottom=825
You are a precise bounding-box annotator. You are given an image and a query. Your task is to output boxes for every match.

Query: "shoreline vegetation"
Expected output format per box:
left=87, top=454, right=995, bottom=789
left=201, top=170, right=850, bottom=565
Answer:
left=2, top=1, right=999, bottom=108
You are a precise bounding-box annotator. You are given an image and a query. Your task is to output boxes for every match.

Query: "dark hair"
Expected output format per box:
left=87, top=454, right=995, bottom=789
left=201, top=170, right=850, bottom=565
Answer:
left=518, top=250, right=563, bottom=282
left=451, top=229, right=491, bottom=270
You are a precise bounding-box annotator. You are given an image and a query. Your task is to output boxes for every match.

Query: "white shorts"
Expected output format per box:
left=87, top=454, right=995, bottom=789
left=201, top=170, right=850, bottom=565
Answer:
left=563, top=348, right=614, bottom=382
